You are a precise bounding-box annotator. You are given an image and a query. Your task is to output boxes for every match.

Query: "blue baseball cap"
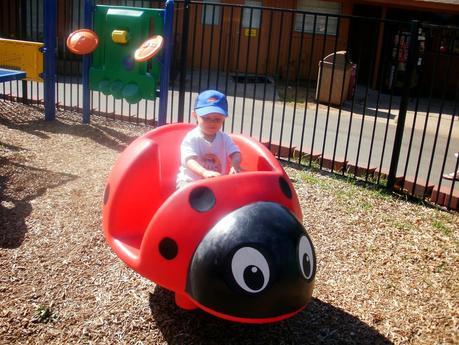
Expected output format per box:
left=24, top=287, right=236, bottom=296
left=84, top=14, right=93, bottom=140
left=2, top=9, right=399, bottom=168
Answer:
left=194, top=90, right=228, bottom=117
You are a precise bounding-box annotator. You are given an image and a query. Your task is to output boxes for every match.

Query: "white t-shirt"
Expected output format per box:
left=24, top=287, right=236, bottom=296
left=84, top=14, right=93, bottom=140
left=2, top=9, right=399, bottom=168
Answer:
left=176, top=127, right=240, bottom=187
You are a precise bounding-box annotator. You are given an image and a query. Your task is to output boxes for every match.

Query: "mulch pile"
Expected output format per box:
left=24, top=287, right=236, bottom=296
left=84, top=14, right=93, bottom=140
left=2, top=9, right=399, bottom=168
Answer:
left=1, top=102, right=457, bottom=344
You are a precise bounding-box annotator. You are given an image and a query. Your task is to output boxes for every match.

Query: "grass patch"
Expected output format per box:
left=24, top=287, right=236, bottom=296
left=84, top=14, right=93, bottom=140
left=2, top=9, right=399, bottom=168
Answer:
left=359, top=199, right=374, bottom=211
left=299, top=170, right=328, bottom=188
left=32, top=304, right=58, bottom=323
left=432, top=219, right=452, bottom=236
left=392, top=219, right=414, bottom=232
left=297, top=167, right=391, bottom=208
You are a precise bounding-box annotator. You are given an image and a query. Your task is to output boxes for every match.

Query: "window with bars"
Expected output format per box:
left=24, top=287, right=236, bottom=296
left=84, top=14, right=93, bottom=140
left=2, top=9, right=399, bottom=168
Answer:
left=295, top=0, right=341, bottom=35
left=201, top=0, right=221, bottom=26
left=242, top=1, right=262, bottom=29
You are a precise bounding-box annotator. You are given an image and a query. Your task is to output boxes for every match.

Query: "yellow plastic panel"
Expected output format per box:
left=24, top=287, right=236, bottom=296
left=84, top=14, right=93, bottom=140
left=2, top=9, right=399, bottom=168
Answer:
left=0, top=38, right=44, bottom=82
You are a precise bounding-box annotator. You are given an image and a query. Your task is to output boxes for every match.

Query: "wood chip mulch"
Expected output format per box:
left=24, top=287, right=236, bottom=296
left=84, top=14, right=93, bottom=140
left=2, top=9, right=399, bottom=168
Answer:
left=1, top=102, right=458, bottom=345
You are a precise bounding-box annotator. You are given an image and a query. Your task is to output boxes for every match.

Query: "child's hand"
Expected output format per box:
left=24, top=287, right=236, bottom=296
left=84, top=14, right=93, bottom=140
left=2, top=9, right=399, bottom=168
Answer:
left=202, top=170, right=221, bottom=178
left=229, top=152, right=241, bottom=175
left=229, top=166, right=240, bottom=175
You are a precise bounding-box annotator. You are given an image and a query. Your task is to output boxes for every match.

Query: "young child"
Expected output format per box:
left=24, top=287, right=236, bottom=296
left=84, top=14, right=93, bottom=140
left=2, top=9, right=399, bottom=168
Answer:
left=176, top=90, right=241, bottom=189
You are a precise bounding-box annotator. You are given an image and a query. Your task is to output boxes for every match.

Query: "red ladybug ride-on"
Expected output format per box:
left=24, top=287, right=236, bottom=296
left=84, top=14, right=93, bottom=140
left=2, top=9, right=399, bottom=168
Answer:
left=103, top=123, right=316, bottom=323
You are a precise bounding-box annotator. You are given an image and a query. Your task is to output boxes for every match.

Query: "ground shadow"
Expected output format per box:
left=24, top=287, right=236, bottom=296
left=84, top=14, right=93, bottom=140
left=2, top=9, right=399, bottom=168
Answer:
left=0, top=156, right=77, bottom=248
left=0, top=104, right=140, bottom=152
left=340, top=99, right=398, bottom=120
left=322, top=84, right=455, bottom=120
left=149, top=287, right=391, bottom=345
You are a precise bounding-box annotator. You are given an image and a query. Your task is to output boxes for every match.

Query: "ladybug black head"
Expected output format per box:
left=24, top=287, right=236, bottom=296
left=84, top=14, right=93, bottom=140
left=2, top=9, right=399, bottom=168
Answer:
left=186, top=201, right=316, bottom=321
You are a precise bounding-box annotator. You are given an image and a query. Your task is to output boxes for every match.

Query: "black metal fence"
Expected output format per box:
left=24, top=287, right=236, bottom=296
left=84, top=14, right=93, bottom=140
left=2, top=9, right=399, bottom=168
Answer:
left=1, top=0, right=458, bottom=210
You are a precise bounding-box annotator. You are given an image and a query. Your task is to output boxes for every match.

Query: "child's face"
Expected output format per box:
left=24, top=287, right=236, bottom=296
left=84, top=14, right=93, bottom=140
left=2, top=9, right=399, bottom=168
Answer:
left=195, top=112, right=225, bottom=137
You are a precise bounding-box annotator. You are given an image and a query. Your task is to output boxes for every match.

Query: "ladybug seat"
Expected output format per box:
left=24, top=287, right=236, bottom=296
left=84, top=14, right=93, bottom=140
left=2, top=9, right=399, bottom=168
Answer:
left=103, top=123, right=301, bottom=287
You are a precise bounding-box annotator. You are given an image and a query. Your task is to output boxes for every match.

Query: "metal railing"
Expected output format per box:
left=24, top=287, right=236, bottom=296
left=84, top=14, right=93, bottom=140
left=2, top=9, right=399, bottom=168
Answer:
left=1, top=0, right=458, bottom=210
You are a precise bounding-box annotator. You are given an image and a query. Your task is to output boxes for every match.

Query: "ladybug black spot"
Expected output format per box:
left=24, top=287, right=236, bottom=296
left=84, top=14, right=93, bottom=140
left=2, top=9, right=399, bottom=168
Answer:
left=103, top=184, right=110, bottom=205
left=159, top=237, right=178, bottom=260
left=189, top=186, right=216, bottom=212
left=279, top=177, right=292, bottom=199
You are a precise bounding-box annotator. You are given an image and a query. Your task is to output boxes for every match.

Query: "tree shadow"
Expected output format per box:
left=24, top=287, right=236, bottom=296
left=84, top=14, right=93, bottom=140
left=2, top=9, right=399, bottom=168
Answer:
left=340, top=100, right=398, bottom=120
left=0, top=103, right=142, bottom=248
left=148, top=286, right=392, bottom=345
left=0, top=156, right=77, bottom=248
left=0, top=105, right=140, bottom=152
left=339, top=84, right=456, bottom=120
left=0, top=141, right=24, bottom=152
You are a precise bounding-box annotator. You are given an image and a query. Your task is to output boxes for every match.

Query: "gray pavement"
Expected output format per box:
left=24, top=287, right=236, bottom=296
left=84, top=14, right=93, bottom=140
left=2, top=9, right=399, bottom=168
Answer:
left=172, top=70, right=458, bottom=188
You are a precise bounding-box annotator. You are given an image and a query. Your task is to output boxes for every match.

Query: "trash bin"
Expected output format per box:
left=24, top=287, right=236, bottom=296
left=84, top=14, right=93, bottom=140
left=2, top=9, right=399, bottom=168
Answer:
left=316, top=51, right=354, bottom=105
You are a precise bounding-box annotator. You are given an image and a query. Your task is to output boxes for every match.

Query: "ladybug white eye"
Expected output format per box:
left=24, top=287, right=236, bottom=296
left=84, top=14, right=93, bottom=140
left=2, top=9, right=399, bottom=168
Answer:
left=298, top=235, right=314, bottom=280
left=231, top=247, right=270, bottom=293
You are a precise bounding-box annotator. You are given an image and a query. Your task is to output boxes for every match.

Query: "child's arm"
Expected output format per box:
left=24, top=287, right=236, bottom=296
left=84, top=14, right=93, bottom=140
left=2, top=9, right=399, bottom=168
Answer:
left=229, top=152, right=241, bottom=174
left=186, top=157, right=221, bottom=178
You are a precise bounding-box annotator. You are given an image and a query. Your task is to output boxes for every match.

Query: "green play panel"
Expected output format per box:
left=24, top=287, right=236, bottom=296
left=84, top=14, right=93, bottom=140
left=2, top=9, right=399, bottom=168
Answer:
left=90, top=5, right=164, bottom=103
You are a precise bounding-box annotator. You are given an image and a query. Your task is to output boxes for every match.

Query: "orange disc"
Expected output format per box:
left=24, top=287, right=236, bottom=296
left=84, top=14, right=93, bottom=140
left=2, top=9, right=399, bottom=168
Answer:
left=134, top=35, right=164, bottom=62
left=66, top=29, right=99, bottom=55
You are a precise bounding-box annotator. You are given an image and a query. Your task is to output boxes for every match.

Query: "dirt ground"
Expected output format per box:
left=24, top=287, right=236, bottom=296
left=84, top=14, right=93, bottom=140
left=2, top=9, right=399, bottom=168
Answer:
left=0, top=102, right=458, bottom=345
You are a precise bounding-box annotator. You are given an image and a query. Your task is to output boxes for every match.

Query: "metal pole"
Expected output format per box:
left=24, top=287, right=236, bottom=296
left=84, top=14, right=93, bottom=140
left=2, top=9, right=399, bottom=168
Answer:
left=43, top=0, right=56, bottom=121
left=177, top=0, right=190, bottom=123
left=158, top=0, right=174, bottom=126
left=82, top=0, right=93, bottom=124
left=20, top=0, right=28, bottom=104
left=387, top=20, right=419, bottom=190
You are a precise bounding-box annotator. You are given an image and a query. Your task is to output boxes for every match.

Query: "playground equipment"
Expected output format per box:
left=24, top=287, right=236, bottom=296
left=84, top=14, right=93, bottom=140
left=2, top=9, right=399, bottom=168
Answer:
left=0, top=68, right=26, bottom=83
left=0, top=38, right=43, bottom=82
left=0, top=35, right=55, bottom=120
left=66, top=0, right=173, bottom=124
left=0, top=0, right=56, bottom=120
left=103, top=123, right=316, bottom=323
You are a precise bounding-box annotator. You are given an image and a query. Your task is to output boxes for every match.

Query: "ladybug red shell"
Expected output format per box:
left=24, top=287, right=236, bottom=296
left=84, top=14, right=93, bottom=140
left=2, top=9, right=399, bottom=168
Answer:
left=103, top=123, right=316, bottom=323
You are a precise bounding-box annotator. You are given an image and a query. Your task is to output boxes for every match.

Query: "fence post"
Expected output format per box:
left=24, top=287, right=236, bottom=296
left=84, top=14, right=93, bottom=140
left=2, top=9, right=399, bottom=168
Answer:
left=43, top=0, right=56, bottom=121
left=158, top=0, right=174, bottom=126
left=82, top=0, right=93, bottom=124
left=20, top=0, right=28, bottom=104
left=177, top=0, right=190, bottom=123
left=387, top=20, right=419, bottom=190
